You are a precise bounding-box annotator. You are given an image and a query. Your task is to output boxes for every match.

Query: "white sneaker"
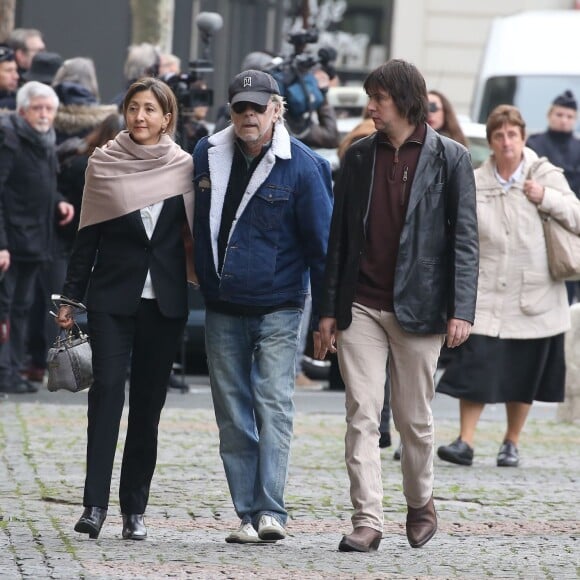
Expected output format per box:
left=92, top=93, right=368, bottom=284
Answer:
left=258, top=515, right=286, bottom=541
left=225, top=522, right=274, bottom=544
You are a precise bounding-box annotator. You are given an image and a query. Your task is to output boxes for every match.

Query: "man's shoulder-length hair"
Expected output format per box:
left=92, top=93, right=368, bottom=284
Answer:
left=363, top=59, right=428, bottom=126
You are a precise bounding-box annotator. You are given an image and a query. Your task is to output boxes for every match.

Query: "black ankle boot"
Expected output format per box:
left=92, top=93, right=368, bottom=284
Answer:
left=74, top=506, right=107, bottom=539
left=122, top=514, right=147, bottom=540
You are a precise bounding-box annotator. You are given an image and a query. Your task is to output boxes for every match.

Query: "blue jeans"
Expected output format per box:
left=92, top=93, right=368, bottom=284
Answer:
left=205, top=308, right=302, bottom=527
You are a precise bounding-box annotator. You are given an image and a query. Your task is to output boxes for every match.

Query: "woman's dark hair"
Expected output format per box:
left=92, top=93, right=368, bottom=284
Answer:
left=485, top=105, right=526, bottom=143
left=122, top=77, right=178, bottom=137
left=428, top=90, right=467, bottom=147
left=85, top=113, right=124, bottom=156
left=363, top=59, right=428, bottom=125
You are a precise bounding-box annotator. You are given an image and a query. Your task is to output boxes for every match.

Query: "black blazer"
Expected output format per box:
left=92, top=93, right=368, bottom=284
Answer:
left=63, top=195, right=188, bottom=318
left=320, top=125, right=479, bottom=334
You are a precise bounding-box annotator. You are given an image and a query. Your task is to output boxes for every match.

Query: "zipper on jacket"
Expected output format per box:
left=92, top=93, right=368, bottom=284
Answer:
left=401, top=165, right=408, bottom=205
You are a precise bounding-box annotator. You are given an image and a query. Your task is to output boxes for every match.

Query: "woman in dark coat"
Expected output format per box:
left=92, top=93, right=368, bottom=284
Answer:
left=55, top=78, right=194, bottom=540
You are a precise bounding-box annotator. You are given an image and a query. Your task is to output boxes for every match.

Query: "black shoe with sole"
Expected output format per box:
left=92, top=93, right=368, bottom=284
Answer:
left=74, top=506, right=107, bottom=539
left=122, top=514, right=147, bottom=540
left=497, top=440, right=519, bottom=467
left=437, top=437, right=474, bottom=466
left=393, top=443, right=402, bottom=461
left=379, top=431, right=391, bottom=449
left=0, top=383, right=27, bottom=394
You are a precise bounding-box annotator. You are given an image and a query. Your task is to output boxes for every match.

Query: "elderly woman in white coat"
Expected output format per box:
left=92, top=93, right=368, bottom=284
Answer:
left=436, top=104, right=580, bottom=468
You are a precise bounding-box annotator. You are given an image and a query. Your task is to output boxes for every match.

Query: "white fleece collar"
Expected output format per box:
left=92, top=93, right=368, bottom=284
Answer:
left=206, top=122, right=292, bottom=275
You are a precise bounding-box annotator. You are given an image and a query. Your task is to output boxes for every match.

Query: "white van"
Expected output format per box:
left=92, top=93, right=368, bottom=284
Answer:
left=471, top=10, right=580, bottom=133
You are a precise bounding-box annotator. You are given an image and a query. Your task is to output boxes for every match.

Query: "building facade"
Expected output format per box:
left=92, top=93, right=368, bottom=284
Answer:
left=13, top=0, right=576, bottom=119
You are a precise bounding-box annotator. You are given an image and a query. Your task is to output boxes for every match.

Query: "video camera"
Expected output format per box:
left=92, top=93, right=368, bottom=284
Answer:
left=269, top=27, right=337, bottom=120
left=164, top=66, right=214, bottom=110
left=167, top=11, right=222, bottom=153
left=286, top=28, right=337, bottom=79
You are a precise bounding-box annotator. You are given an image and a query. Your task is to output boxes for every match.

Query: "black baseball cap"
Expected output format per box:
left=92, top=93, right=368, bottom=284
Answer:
left=228, top=69, right=280, bottom=106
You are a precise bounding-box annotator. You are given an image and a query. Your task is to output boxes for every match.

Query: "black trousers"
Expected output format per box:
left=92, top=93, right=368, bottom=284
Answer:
left=28, top=251, right=69, bottom=369
left=0, top=260, right=41, bottom=385
left=84, top=299, right=186, bottom=513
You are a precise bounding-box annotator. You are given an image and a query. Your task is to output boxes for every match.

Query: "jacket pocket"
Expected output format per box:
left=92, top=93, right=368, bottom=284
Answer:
left=252, top=185, right=291, bottom=231
left=520, top=270, right=555, bottom=315
left=427, top=183, right=444, bottom=195
left=7, top=218, right=46, bottom=257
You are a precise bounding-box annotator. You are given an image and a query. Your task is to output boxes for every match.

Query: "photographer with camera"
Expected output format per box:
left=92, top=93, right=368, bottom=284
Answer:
left=162, top=72, right=212, bottom=153
left=214, top=36, right=340, bottom=150
left=272, top=31, right=340, bottom=149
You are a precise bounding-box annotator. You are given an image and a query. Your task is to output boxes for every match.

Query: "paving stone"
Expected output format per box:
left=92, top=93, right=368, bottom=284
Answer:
left=0, top=399, right=579, bottom=579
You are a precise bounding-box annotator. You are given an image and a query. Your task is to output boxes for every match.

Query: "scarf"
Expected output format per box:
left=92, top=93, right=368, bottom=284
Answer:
left=79, top=130, right=196, bottom=282
left=13, top=114, right=56, bottom=150
left=79, top=130, right=193, bottom=229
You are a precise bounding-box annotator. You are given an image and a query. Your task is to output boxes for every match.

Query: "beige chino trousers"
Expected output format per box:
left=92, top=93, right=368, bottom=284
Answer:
left=337, top=303, right=444, bottom=532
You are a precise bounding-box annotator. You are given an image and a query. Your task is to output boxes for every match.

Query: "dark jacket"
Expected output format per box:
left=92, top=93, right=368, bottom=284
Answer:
left=193, top=124, right=333, bottom=323
left=320, top=124, right=478, bottom=334
left=527, top=130, right=580, bottom=197
left=0, top=114, right=62, bottom=261
left=0, top=90, right=16, bottom=111
left=63, top=196, right=189, bottom=318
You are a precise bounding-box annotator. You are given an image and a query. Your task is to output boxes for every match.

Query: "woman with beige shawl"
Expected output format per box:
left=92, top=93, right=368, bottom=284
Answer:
left=55, top=78, right=194, bottom=541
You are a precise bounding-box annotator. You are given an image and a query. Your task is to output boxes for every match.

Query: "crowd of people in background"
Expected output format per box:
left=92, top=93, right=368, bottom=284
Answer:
left=0, top=25, right=578, bottom=552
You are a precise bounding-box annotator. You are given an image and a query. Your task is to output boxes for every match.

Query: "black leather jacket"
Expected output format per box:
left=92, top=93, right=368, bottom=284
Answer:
left=320, top=124, right=478, bottom=334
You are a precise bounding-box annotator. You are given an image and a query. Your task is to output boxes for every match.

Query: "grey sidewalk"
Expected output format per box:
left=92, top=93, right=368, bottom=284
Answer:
left=0, top=387, right=579, bottom=579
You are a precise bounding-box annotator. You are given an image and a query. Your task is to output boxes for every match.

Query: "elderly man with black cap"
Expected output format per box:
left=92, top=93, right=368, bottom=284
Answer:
left=528, top=90, right=580, bottom=302
left=192, top=69, right=333, bottom=544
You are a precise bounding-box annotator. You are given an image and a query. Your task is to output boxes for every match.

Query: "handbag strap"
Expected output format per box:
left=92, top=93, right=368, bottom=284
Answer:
left=51, top=294, right=87, bottom=312
left=526, top=159, right=550, bottom=222
left=53, top=323, right=87, bottom=347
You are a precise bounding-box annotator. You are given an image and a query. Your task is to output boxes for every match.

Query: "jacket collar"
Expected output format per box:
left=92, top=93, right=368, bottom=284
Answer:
left=405, top=124, right=446, bottom=218
left=477, top=146, right=543, bottom=190
left=208, top=121, right=292, bottom=159
left=206, top=122, right=291, bottom=276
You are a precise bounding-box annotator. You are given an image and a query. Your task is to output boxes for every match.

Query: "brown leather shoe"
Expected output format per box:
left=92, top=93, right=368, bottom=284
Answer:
left=338, top=526, right=382, bottom=552
left=406, top=496, right=437, bottom=548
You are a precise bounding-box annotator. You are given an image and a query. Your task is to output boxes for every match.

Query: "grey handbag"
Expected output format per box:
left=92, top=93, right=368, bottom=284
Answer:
left=46, top=295, right=93, bottom=393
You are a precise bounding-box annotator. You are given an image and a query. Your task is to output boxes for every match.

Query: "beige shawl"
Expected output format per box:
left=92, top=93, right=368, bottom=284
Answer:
left=79, top=130, right=193, bottom=229
left=78, top=130, right=196, bottom=283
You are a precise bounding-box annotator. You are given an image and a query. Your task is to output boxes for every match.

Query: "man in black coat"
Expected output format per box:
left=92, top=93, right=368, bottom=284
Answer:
left=0, top=81, right=74, bottom=394
left=315, top=60, right=478, bottom=552
left=527, top=90, right=580, bottom=303
left=527, top=90, right=580, bottom=196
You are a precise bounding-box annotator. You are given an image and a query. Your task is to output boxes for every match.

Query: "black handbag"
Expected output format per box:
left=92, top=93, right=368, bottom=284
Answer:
left=46, top=295, right=93, bottom=393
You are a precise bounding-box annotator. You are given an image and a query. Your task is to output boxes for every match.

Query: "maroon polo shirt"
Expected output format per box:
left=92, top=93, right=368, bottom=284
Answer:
left=354, top=123, right=426, bottom=312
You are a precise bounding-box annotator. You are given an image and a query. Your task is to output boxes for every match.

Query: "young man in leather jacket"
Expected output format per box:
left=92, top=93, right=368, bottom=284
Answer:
left=315, top=59, right=478, bottom=552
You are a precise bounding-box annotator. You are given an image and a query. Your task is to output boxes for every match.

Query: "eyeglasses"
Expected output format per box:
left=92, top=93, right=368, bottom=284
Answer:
left=231, top=101, right=268, bottom=115
left=0, top=46, right=15, bottom=63
left=428, top=102, right=441, bottom=113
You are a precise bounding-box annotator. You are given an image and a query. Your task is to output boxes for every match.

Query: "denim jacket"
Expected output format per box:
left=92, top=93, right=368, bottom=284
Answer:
left=193, top=123, right=333, bottom=323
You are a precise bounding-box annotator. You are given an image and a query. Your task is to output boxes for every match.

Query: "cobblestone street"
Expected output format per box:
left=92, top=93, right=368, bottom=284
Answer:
left=0, top=391, right=579, bottom=579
